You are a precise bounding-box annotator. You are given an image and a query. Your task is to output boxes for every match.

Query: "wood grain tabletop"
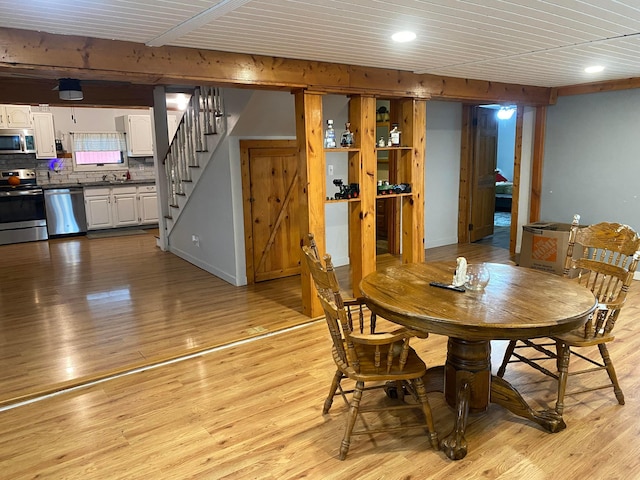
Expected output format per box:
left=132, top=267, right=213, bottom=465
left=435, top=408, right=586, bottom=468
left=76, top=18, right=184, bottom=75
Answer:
left=360, top=262, right=597, bottom=340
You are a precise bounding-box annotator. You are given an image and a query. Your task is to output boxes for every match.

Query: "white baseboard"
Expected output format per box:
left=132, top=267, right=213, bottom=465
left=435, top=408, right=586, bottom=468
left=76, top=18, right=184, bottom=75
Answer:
left=169, top=245, right=242, bottom=286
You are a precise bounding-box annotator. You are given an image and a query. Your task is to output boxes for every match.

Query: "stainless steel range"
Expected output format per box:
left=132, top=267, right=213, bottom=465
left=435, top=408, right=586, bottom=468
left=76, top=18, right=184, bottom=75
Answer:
left=0, top=168, right=48, bottom=245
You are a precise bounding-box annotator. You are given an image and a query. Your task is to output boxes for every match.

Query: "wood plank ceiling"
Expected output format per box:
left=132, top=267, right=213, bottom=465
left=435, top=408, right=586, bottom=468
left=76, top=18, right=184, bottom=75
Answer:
left=1, top=0, right=639, bottom=88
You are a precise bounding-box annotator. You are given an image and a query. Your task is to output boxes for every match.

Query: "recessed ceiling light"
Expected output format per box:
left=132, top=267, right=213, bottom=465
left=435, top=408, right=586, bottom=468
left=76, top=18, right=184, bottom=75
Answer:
left=391, top=31, right=416, bottom=43
left=584, top=65, right=605, bottom=73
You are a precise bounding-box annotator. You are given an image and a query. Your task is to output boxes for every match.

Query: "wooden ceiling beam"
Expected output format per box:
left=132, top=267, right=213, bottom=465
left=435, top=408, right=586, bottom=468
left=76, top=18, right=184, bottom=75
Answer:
left=0, top=27, right=555, bottom=105
left=556, top=77, right=640, bottom=97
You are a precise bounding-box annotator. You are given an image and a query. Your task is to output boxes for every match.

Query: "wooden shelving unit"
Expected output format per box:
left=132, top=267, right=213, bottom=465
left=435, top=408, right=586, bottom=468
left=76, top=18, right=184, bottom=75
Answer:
left=376, top=193, right=413, bottom=199
left=296, top=91, right=426, bottom=317
left=325, top=198, right=361, bottom=203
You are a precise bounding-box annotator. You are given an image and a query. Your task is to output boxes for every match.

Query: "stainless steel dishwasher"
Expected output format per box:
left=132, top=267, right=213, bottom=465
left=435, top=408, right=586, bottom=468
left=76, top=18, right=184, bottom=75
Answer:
left=44, top=188, right=88, bottom=236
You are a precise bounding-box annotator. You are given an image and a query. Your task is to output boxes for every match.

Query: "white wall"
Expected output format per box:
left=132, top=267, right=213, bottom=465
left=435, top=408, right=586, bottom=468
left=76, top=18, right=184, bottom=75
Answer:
left=424, top=101, right=462, bottom=248
left=542, top=90, right=640, bottom=228
left=168, top=89, right=252, bottom=285
left=323, top=96, right=350, bottom=266
left=169, top=135, right=240, bottom=284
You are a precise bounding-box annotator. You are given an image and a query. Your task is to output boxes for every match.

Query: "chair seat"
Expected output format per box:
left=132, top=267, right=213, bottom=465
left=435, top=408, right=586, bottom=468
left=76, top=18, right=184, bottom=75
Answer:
left=553, top=330, right=615, bottom=347
left=332, top=345, right=427, bottom=382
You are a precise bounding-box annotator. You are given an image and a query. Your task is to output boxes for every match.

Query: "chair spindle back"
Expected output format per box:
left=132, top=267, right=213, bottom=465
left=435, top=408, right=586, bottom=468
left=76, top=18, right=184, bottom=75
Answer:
left=563, top=214, right=640, bottom=339
left=302, top=234, right=408, bottom=375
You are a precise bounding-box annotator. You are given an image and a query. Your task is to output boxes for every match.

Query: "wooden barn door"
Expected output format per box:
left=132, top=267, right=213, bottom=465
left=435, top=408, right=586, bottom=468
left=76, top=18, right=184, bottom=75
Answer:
left=240, top=140, right=300, bottom=283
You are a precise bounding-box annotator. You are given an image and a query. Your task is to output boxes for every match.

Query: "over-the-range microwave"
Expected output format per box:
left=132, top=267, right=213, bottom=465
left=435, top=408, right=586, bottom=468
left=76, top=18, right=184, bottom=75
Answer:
left=0, top=129, right=36, bottom=154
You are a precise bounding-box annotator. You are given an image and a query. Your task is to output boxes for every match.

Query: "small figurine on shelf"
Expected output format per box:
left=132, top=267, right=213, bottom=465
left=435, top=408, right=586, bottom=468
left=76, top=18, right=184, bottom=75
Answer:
left=324, top=119, right=336, bottom=148
left=377, top=182, right=411, bottom=195
left=378, top=136, right=386, bottom=147
left=376, top=106, right=390, bottom=122
left=377, top=180, right=392, bottom=195
left=390, top=123, right=401, bottom=146
left=340, top=122, right=354, bottom=147
left=333, top=179, right=360, bottom=199
left=393, top=183, right=411, bottom=194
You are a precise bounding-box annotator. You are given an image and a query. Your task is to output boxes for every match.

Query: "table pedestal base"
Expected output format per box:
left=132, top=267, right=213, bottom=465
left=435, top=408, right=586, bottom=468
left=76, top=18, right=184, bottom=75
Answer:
left=424, top=338, right=566, bottom=461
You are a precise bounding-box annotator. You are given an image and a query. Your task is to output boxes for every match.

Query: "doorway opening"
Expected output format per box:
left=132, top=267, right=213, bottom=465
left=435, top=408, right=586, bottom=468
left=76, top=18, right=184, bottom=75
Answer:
left=472, top=104, right=516, bottom=250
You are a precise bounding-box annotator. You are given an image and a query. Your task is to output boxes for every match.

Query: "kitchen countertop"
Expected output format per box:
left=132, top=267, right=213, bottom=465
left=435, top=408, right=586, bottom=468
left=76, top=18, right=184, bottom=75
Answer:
left=40, top=180, right=156, bottom=189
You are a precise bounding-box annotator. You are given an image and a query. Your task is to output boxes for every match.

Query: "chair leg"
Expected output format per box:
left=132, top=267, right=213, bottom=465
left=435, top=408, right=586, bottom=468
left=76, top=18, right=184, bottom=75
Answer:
left=599, top=344, right=625, bottom=405
left=555, top=341, right=571, bottom=416
left=412, top=377, right=439, bottom=450
left=324, top=369, right=343, bottom=414
left=496, top=340, right=517, bottom=378
left=340, top=380, right=364, bottom=460
left=396, top=380, right=405, bottom=402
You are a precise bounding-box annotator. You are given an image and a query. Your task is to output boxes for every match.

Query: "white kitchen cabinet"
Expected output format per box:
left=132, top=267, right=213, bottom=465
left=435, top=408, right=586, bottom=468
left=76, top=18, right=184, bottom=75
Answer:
left=112, top=186, right=139, bottom=226
left=32, top=112, right=57, bottom=159
left=115, top=114, right=153, bottom=157
left=84, top=188, right=113, bottom=230
left=84, top=184, right=157, bottom=230
left=137, top=185, right=158, bottom=224
left=0, top=104, right=33, bottom=128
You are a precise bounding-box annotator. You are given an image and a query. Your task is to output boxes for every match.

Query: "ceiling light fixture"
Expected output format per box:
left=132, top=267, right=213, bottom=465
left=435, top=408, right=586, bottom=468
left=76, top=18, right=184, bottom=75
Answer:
left=584, top=65, right=605, bottom=73
left=497, top=106, right=516, bottom=120
left=391, top=31, right=416, bottom=43
left=58, top=78, right=83, bottom=101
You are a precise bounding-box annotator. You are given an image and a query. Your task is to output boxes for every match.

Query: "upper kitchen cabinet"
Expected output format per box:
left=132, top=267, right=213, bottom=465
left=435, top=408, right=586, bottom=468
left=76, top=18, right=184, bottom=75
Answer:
left=115, top=114, right=153, bottom=157
left=0, top=105, right=33, bottom=129
left=31, top=112, right=56, bottom=159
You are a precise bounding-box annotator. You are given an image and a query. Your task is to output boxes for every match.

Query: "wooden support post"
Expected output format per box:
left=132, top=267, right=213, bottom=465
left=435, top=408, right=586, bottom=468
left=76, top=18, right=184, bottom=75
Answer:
left=295, top=90, right=325, bottom=317
left=399, top=98, right=426, bottom=263
left=349, top=95, right=377, bottom=295
left=530, top=106, right=546, bottom=223
left=510, top=106, right=524, bottom=254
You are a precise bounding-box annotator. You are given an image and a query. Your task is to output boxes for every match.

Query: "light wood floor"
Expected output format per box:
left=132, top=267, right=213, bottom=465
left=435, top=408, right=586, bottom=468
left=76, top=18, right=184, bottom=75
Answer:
left=1, top=234, right=639, bottom=478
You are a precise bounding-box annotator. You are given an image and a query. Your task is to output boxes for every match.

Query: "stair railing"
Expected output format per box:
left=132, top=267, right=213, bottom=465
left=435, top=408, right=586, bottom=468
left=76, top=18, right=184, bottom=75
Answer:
left=163, top=86, right=225, bottom=212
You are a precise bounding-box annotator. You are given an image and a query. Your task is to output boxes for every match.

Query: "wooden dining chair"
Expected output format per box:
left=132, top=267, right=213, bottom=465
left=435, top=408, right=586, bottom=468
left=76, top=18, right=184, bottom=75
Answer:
left=302, top=234, right=439, bottom=460
left=497, top=214, right=640, bottom=414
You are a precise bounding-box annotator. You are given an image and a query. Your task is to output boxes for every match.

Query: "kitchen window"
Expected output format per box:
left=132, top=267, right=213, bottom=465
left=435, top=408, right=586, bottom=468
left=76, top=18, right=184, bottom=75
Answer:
left=72, top=132, right=128, bottom=171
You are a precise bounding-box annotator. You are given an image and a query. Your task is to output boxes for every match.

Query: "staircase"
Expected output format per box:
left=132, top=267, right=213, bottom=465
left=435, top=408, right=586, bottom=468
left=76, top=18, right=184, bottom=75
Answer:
left=163, top=86, right=226, bottom=234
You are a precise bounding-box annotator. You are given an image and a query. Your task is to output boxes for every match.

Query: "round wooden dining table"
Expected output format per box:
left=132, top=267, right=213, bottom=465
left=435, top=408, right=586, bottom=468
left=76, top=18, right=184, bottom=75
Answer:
left=360, top=262, right=597, bottom=460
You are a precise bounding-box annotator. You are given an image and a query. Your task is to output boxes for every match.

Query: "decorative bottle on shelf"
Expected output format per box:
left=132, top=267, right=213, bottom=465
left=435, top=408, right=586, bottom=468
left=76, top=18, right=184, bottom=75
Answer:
left=324, top=119, right=336, bottom=148
left=390, top=123, right=401, bottom=146
left=340, top=122, right=354, bottom=147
